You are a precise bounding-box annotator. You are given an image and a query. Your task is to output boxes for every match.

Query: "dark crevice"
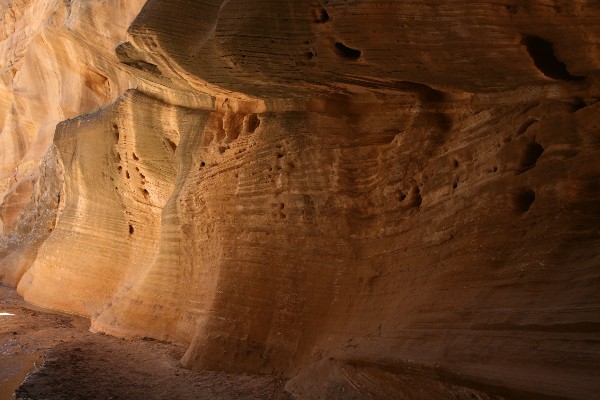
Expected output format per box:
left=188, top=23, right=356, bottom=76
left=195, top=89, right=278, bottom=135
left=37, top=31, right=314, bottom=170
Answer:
left=313, top=8, right=329, bottom=23
left=514, top=187, right=535, bottom=213
left=570, top=98, right=588, bottom=112
left=399, top=186, right=422, bottom=208
left=521, top=35, right=584, bottom=81
left=246, top=114, right=260, bottom=133
left=518, top=142, right=544, bottom=173
left=124, top=60, right=161, bottom=75
left=411, top=190, right=422, bottom=208
left=433, top=113, right=452, bottom=132
left=112, top=124, right=119, bottom=144
left=335, top=42, right=361, bottom=60
left=517, top=118, right=538, bottom=136
left=165, top=138, right=177, bottom=152
left=116, top=42, right=162, bottom=76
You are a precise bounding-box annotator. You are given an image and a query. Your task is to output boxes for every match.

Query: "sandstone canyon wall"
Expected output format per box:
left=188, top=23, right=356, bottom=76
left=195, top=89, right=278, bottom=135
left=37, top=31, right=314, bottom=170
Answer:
left=1, top=1, right=600, bottom=399
left=0, top=0, right=146, bottom=279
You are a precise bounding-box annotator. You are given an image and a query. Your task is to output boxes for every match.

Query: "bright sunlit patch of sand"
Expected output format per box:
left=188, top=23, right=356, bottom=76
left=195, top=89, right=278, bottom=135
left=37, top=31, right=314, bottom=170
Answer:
left=0, top=312, right=15, bottom=316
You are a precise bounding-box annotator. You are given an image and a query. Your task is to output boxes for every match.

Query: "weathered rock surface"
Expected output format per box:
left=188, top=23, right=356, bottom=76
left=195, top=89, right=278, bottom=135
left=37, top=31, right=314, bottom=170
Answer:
left=0, top=0, right=145, bottom=237
left=1, top=1, right=600, bottom=399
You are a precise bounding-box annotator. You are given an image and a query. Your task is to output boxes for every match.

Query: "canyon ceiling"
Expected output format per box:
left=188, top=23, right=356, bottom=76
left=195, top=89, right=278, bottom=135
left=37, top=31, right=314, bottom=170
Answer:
left=1, top=0, right=599, bottom=398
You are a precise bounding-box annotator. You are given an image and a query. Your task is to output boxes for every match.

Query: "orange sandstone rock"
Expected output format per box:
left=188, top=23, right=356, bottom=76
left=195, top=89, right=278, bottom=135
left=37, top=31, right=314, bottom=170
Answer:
left=1, top=1, right=600, bottom=399
left=0, top=0, right=145, bottom=236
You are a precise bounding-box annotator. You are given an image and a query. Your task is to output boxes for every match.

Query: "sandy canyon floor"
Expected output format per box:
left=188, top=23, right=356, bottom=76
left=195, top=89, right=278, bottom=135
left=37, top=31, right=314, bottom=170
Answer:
left=0, top=285, right=291, bottom=400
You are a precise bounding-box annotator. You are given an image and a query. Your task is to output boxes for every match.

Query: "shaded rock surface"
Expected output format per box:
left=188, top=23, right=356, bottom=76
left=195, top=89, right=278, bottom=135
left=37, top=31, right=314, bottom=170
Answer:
left=0, top=285, right=291, bottom=400
left=1, top=1, right=600, bottom=399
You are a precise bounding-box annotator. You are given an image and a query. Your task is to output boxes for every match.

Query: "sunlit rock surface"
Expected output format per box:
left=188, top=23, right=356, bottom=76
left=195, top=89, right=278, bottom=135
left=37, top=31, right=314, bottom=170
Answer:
left=0, top=0, right=145, bottom=237
left=1, top=1, right=600, bottom=399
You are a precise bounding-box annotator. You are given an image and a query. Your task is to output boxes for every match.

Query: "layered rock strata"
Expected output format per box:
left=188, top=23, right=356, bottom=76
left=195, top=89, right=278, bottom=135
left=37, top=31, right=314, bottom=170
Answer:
left=1, top=1, right=600, bottom=399
left=0, top=0, right=145, bottom=236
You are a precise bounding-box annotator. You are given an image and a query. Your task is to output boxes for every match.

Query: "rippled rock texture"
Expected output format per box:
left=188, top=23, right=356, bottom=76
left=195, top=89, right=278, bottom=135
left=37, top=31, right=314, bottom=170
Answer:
left=1, top=1, right=600, bottom=399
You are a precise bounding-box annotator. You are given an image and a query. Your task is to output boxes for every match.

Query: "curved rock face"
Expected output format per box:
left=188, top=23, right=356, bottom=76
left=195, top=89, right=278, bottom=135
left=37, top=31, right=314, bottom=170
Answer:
left=2, top=1, right=600, bottom=399
left=0, top=0, right=145, bottom=236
